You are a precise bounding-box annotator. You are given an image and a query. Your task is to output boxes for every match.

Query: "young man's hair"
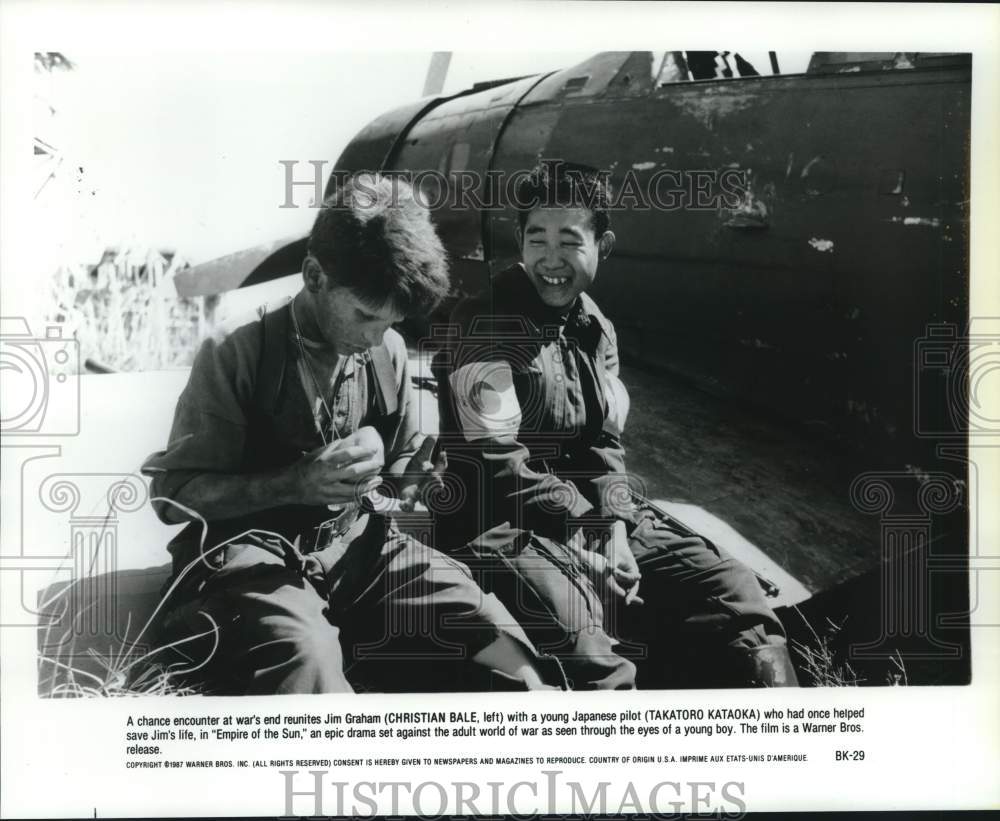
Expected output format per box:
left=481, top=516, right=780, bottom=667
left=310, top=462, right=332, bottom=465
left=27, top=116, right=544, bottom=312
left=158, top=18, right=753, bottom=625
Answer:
left=308, top=173, right=450, bottom=317
left=514, top=161, right=612, bottom=238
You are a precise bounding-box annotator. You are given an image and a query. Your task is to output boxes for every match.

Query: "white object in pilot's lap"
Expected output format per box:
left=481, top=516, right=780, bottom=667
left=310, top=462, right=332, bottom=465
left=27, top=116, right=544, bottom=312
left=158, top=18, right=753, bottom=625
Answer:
left=602, top=372, right=630, bottom=437
left=449, top=360, right=522, bottom=441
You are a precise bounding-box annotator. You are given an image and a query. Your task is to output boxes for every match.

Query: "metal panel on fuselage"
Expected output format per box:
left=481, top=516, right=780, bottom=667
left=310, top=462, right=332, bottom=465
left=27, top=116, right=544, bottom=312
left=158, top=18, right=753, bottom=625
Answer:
left=487, top=62, right=969, bottom=459
left=386, top=76, right=545, bottom=298
left=332, top=54, right=969, bottom=460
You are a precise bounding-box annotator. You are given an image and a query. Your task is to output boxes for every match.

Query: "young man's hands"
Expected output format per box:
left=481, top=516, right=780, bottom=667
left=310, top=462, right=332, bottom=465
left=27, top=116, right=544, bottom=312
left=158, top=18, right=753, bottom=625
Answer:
left=288, top=428, right=449, bottom=512
left=161, top=427, right=387, bottom=523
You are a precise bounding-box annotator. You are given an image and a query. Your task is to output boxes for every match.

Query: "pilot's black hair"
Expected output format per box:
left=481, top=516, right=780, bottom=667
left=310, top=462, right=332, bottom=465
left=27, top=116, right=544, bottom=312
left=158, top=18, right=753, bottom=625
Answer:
left=514, top=161, right=612, bottom=238
left=308, top=173, right=450, bottom=317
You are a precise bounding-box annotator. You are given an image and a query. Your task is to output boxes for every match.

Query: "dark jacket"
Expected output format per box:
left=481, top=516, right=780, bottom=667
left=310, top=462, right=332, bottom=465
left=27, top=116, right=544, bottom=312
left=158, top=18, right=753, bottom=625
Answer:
left=435, top=264, right=635, bottom=548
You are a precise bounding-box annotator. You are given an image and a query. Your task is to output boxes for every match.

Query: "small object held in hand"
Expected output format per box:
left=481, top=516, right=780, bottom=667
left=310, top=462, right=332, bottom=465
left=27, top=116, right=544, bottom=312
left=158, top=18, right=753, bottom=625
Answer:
left=410, top=432, right=438, bottom=471
left=398, top=435, right=447, bottom=512
left=283, top=534, right=305, bottom=574
left=624, top=583, right=644, bottom=606
left=323, top=426, right=384, bottom=467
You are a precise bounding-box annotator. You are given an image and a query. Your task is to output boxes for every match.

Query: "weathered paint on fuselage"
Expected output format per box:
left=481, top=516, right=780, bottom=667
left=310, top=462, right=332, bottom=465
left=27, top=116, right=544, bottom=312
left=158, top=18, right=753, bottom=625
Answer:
left=333, top=52, right=970, bottom=463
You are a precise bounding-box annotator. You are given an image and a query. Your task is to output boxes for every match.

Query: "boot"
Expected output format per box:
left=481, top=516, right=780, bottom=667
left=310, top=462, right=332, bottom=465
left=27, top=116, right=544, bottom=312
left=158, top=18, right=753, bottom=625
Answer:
left=730, top=641, right=800, bottom=687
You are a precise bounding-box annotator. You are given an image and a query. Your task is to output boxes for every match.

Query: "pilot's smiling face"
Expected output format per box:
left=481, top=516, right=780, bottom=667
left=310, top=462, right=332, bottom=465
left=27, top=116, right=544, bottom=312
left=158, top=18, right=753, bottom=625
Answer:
left=517, top=207, right=607, bottom=310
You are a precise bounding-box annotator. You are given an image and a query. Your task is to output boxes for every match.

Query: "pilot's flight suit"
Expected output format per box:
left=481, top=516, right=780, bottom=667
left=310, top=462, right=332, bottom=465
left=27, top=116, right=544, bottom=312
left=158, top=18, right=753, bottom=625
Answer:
left=435, top=264, right=796, bottom=688
left=141, top=300, right=564, bottom=694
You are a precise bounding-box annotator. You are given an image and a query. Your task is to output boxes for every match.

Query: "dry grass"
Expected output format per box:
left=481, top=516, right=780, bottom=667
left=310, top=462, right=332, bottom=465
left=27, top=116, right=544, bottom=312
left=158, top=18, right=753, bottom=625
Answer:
left=789, top=606, right=910, bottom=687
left=790, top=607, right=864, bottom=686
left=37, top=592, right=211, bottom=698
left=36, top=498, right=300, bottom=698
left=886, top=650, right=909, bottom=686
left=48, top=264, right=210, bottom=371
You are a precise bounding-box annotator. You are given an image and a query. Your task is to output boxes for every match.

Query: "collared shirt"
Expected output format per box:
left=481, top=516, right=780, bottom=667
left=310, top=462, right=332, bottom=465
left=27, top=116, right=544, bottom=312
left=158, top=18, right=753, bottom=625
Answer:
left=292, top=333, right=366, bottom=446
left=141, top=301, right=420, bottom=527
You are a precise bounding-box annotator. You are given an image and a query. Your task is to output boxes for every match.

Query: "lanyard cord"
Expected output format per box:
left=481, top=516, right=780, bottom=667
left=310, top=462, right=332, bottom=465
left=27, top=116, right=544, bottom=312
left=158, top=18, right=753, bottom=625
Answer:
left=290, top=300, right=342, bottom=447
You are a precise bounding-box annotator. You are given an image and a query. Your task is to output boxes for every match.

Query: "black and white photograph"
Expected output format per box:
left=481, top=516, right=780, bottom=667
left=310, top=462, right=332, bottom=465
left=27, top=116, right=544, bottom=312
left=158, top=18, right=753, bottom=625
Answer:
left=1, top=2, right=998, bottom=817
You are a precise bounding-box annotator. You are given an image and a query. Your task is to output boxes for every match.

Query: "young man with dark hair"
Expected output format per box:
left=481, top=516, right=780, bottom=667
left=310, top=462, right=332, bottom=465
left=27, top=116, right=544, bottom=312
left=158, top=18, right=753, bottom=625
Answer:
left=437, top=162, right=797, bottom=689
left=142, top=173, right=564, bottom=694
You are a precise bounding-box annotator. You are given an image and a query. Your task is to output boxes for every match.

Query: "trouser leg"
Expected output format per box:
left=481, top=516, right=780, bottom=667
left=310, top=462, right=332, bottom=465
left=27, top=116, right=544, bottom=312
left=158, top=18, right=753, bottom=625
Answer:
left=613, top=510, right=796, bottom=688
left=152, top=539, right=351, bottom=695
left=320, top=516, right=566, bottom=692
left=453, top=525, right=636, bottom=690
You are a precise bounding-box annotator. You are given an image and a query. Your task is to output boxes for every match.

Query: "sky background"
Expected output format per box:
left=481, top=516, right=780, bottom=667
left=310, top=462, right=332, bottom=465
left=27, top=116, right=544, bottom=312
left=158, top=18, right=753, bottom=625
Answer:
left=39, top=51, right=595, bottom=268
left=39, top=49, right=813, bottom=269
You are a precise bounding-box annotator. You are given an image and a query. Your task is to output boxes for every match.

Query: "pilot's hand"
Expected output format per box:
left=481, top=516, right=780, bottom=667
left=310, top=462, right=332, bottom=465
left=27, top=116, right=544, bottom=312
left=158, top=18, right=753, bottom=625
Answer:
left=608, top=522, right=642, bottom=604
left=397, top=435, right=447, bottom=512
left=290, top=427, right=385, bottom=507
left=568, top=520, right=643, bottom=605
